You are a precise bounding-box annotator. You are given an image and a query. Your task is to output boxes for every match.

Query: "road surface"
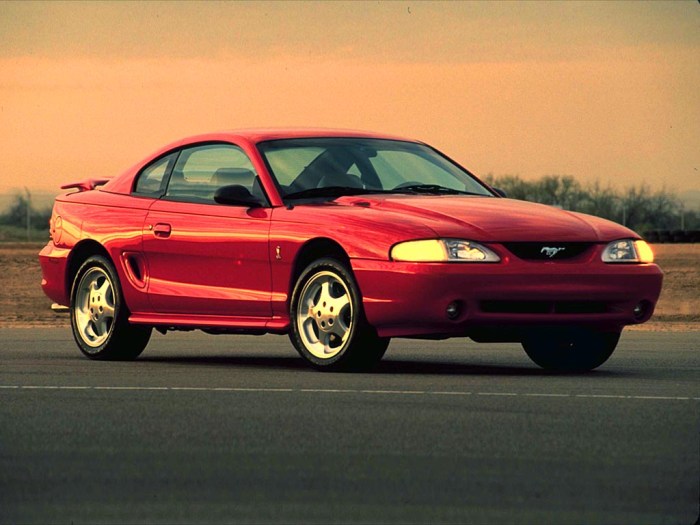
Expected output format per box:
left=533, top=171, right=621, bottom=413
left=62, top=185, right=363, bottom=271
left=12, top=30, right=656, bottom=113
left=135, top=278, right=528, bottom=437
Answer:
left=1, top=328, right=698, bottom=524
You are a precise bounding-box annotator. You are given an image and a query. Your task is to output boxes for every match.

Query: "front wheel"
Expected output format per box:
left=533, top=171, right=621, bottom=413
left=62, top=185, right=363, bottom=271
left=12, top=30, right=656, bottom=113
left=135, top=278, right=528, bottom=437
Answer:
left=70, top=255, right=151, bottom=360
left=522, top=329, right=621, bottom=372
left=289, top=258, right=389, bottom=371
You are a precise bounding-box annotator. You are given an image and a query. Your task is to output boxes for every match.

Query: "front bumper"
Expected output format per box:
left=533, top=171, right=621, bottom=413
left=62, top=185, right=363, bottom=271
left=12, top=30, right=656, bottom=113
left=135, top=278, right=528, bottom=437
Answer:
left=352, top=257, right=663, bottom=339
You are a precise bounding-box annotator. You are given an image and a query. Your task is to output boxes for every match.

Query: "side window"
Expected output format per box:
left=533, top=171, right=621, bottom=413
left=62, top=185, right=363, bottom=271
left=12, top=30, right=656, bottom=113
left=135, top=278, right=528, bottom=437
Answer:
left=133, top=152, right=177, bottom=196
left=165, top=144, right=264, bottom=204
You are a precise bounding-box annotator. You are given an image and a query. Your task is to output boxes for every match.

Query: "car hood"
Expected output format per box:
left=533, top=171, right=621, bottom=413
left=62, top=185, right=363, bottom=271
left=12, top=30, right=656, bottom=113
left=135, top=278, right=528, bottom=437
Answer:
left=336, top=195, right=638, bottom=242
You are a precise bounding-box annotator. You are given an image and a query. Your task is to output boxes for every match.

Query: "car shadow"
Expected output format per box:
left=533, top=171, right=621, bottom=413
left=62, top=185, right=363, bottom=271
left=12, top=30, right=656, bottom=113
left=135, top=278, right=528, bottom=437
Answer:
left=139, top=354, right=310, bottom=371
left=137, top=354, right=619, bottom=377
left=374, top=359, right=619, bottom=377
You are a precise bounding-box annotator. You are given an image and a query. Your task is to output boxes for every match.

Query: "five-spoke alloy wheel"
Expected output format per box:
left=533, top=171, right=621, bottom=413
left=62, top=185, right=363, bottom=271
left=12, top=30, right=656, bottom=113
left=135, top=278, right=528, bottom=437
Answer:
left=70, top=255, right=151, bottom=360
left=290, top=258, right=389, bottom=371
left=73, top=266, right=116, bottom=348
left=296, top=270, right=354, bottom=359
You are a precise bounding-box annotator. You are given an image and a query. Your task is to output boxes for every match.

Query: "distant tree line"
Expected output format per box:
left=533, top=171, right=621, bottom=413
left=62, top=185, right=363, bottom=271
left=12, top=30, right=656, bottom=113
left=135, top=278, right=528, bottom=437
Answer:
left=0, top=193, right=51, bottom=228
left=483, top=174, right=698, bottom=236
left=0, top=192, right=52, bottom=241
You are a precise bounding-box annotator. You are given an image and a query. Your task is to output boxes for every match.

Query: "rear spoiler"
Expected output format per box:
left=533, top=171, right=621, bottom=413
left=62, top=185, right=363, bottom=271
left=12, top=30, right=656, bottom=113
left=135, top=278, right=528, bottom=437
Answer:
left=60, top=178, right=110, bottom=192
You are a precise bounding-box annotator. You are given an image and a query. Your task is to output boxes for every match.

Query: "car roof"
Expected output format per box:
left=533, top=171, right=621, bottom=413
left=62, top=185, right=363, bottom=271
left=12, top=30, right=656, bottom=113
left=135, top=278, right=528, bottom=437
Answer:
left=181, top=128, right=419, bottom=145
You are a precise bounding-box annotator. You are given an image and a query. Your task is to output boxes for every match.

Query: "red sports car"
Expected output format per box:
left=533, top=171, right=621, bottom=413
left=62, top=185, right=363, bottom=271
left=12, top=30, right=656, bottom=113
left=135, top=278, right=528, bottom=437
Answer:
left=39, top=129, right=663, bottom=371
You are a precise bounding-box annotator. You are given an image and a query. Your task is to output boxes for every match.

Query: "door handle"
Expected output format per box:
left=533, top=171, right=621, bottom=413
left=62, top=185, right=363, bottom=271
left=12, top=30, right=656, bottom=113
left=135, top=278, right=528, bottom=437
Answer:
left=152, top=223, right=172, bottom=238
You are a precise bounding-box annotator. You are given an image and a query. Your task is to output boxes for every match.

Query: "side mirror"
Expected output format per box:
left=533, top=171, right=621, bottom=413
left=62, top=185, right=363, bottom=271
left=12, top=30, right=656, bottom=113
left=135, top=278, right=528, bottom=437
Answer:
left=214, top=185, right=262, bottom=207
left=493, top=187, right=507, bottom=198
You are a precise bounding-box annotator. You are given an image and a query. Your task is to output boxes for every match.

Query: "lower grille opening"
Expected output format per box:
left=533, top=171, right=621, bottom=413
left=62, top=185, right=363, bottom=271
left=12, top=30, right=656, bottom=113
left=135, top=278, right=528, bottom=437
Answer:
left=554, top=302, right=608, bottom=314
left=480, top=301, right=608, bottom=315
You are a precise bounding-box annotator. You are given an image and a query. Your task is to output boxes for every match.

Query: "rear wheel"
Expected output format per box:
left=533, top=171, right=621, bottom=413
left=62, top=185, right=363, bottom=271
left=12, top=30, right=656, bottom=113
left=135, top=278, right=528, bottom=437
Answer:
left=522, top=329, right=621, bottom=371
left=289, top=258, right=389, bottom=371
left=70, top=255, right=151, bottom=360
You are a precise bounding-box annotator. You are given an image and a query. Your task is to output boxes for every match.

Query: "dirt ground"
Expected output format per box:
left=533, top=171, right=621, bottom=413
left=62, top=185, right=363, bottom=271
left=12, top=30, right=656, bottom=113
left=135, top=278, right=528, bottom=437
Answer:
left=0, top=242, right=697, bottom=330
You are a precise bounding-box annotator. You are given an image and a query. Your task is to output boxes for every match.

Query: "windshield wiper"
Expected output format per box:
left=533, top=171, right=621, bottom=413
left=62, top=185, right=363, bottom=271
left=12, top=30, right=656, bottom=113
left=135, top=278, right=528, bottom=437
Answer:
left=284, top=186, right=384, bottom=200
left=390, top=184, right=483, bottom=196
left=284, top=184, right=489, bottom=201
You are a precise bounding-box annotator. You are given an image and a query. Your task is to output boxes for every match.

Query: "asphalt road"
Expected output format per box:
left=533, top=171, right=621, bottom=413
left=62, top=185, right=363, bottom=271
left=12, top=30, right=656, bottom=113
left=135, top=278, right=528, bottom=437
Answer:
left=1, top=328, right=698, bottom=524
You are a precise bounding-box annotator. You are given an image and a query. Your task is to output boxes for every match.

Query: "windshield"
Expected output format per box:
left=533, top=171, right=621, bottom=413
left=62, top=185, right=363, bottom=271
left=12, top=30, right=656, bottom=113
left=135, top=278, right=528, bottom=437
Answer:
left=257, top=138, right=494, bottom=201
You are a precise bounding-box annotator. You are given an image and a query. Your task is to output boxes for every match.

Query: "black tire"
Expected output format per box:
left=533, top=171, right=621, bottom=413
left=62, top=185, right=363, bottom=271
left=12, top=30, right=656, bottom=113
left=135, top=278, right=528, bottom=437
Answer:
left=521, top=329, right=620, bottom=372
left=70, top=255, right=151, bottom=360
left=289, top=258, right=389, bottom=371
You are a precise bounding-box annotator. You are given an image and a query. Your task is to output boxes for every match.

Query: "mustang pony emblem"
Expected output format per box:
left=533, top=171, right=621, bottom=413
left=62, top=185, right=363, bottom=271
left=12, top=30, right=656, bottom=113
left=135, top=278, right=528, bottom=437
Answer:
left=541, top=246, right=566, bottom=258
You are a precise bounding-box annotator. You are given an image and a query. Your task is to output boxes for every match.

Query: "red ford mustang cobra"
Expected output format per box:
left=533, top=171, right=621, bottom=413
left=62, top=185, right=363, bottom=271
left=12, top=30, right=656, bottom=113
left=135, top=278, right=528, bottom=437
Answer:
left=39, top=129, right=663, bottom=371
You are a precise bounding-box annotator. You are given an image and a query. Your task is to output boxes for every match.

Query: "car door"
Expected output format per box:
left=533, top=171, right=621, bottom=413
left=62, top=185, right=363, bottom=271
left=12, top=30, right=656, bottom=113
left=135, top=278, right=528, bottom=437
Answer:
left=142, top=143, right=272, bottom=318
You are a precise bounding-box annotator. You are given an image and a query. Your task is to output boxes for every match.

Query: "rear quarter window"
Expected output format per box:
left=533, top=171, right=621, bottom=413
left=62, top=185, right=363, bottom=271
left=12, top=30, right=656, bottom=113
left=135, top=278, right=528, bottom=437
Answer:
left=133, top=152, right=178, bottom=196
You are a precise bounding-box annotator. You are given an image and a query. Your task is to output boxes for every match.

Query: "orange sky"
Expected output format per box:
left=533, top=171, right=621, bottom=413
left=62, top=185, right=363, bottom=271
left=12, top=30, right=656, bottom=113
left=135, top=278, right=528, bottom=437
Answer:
left=0, top=1, right=698, bottom=196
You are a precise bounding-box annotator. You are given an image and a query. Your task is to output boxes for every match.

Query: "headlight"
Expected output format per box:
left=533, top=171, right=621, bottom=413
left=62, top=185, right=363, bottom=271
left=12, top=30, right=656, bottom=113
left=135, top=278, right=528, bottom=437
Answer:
left=391, top=239, right=500, bottom=262
left=602, top=239, right=654, bottom=263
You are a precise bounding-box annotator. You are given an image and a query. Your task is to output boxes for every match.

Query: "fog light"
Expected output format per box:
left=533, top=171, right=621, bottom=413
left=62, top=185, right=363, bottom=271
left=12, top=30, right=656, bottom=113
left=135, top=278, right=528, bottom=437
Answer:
left=633, top=301, right=650, bottom=321
left=446, top=301, right=461, bottom=320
